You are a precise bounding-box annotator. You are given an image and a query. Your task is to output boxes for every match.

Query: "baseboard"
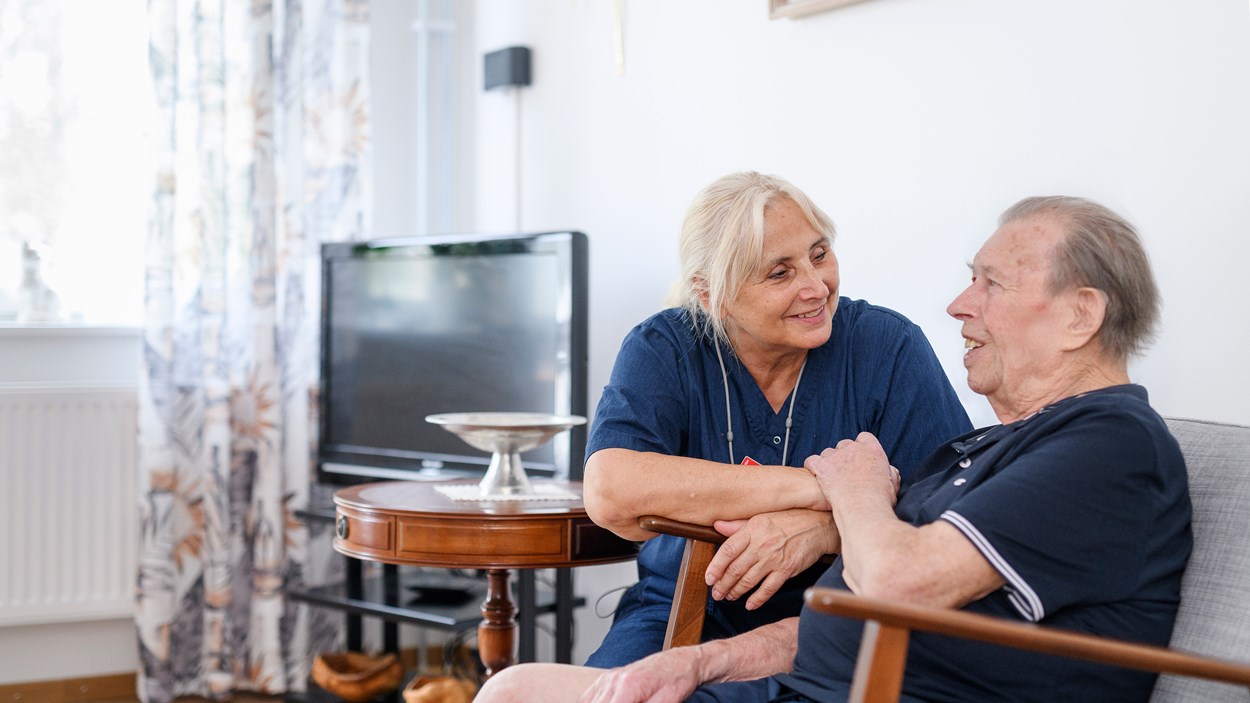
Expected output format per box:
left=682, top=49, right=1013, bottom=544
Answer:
left=0, top=672, right=136, bottom=702
left=0, top=645, right=476, bottom=703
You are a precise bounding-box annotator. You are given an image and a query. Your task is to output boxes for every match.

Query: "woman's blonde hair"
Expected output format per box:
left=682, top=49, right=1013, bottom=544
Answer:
left=667, top=171, right=836, bottom=346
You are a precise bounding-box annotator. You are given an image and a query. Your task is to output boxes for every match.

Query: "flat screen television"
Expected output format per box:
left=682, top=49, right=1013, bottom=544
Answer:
left=317, top=231, right=588, bottom=485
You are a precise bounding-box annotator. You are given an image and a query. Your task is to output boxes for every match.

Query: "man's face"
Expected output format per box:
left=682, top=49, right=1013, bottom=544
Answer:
left=946, top=216, right=1073, bottom=413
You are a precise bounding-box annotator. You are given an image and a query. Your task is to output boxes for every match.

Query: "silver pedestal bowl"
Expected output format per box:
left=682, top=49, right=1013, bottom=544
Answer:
left=425, top=412, right=587, bottom=497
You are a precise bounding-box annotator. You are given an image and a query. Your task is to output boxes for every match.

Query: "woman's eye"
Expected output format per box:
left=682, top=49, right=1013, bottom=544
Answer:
left=813, top=249, right=827, bottom=262
left=768, top=268, right=788, bottom=280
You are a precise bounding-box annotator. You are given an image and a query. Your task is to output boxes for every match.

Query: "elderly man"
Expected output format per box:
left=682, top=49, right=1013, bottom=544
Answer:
left=476, top=196, right=1191, bottom=703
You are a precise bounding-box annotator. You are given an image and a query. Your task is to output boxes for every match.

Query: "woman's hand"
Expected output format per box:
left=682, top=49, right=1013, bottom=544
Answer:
left=578, top=648, right=703, bottom=703
left=705, top=509, right=838, bottom=609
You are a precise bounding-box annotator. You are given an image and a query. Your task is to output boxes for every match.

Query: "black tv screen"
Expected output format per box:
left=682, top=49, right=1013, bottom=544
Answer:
left=318, top=231, right=588, bottom=484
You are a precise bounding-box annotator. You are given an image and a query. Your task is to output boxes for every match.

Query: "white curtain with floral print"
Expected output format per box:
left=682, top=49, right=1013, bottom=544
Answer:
left=137, top=1, right=370, bottom=700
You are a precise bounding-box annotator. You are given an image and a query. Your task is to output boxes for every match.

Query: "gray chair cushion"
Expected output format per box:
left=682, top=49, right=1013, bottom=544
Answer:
left=1151, top=418, right=1250, bottom=702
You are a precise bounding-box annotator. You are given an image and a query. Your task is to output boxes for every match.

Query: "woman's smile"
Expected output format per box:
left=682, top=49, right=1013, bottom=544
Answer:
left=790, top=304, right=827, bottom=325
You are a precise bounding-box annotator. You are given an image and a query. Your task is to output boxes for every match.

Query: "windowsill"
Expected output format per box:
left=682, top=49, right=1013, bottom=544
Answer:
left=0, top=323, right=141, bottom=337
left=0, top=324, right=142, bottom=384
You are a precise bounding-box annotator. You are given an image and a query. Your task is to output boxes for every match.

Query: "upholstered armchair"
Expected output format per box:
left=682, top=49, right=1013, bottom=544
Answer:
left=639, top=417, right=1250, bottom=701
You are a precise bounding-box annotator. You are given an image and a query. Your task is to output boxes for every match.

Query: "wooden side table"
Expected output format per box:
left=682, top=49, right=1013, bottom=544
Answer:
left=333, top=479, right=636, bottom=677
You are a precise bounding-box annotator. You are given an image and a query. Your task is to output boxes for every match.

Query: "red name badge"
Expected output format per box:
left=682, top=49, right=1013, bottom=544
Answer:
left=741, top=456, right=761, bottom=466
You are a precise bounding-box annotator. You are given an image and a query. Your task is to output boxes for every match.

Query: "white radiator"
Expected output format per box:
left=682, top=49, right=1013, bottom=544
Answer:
left=0, top=385, right=137, bottom=626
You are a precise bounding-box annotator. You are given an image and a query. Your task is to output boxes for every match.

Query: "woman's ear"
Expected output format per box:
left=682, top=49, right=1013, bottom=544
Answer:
left=692, top=276, right=712, bottom=314
left=1062, top=287, right=1108, bottom=351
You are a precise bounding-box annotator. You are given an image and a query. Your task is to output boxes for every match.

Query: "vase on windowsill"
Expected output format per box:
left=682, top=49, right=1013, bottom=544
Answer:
left=16, top=242, right=60, bottom=323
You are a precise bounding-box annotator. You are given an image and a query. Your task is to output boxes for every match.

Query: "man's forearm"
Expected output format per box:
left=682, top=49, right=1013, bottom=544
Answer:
left=829, top=481, right=913, bottom=592
left=831, top=484, right=1004, bottom=606
left=694, top=617, right=800, bottom=684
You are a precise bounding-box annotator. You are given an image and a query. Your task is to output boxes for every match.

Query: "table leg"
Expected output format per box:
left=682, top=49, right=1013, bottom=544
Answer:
left=555, top=567, right=574, bottom=663
left=346, top=557, right=363, bottom=652
left=479, top=568, right=518, bottom=678
left=518, top=569, right=537, bottom=663
left=383, top=564, right=400, bottom=654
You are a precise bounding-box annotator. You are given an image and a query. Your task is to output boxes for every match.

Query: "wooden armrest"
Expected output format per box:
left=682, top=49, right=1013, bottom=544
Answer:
left=636, top=516, right=723, bottom=649
left=638, top=515, right=726, bottom=544
left=637, top=517, right=839, bottom=651
left=805, top=587, right=1250, bottom=701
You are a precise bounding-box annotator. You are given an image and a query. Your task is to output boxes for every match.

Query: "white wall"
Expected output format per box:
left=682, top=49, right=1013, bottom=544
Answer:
left=472, top=0, right=1250, bottom=429
left=469, top=0, right=1250, bottom=661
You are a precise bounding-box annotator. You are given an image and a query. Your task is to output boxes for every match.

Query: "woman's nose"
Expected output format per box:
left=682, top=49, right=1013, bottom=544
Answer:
left=799, top=267, right=830, bottom=298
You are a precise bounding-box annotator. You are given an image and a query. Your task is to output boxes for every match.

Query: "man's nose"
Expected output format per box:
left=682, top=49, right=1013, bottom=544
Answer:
left=947, top=285, right=975, bottom=319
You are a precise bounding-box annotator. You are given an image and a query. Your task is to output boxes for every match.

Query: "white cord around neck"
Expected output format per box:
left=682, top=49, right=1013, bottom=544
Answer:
left=715, top=343, right=807, bottom=466
left=715, top=343, right=736, bottom=463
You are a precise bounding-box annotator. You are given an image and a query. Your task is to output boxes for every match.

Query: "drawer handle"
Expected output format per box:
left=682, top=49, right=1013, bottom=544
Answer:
left=336, top=515, right=350, bottom=540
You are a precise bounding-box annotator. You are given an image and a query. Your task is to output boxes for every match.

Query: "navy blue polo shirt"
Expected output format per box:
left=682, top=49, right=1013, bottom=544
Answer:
left=585, top=300, right=972, bottom=666
left=779, top=384, right=1191, bottom=703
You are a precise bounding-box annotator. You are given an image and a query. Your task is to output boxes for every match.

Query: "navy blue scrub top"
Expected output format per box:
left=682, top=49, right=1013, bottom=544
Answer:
left=587, top=299, right=973, bottom=637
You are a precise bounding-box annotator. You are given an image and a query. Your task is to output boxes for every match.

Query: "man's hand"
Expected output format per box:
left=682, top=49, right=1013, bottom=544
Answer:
left=804, top=433, right=900, bottom=508
left=705, top=509, right=838, bottom=609
left=578, top=647, right=703, bottom=703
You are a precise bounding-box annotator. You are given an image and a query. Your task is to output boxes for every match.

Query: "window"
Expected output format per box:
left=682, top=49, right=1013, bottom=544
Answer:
left=0, top=0, right=151, bottom=325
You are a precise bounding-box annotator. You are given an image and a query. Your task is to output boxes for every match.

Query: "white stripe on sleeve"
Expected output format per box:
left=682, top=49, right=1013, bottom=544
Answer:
left=940, top=510, right=1045, bottom=622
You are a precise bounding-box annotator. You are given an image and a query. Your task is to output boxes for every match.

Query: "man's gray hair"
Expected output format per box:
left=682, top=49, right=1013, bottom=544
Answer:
left=1000, top=196, right=1160, bottom=361
left=668, top=172, right=836, bottom=347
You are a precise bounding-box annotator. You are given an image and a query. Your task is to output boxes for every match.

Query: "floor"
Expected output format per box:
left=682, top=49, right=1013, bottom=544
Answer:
left=99, top=690, right=283, bottom=695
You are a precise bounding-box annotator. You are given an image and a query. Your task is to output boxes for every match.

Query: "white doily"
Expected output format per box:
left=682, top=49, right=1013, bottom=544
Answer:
left=434, top=482, right=580, bottom=502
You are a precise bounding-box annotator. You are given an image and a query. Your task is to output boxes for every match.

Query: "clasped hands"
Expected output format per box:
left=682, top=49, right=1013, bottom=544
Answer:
left=805, top=432, right=902, bottom=508
left=705, top=432, right=899, bottom=609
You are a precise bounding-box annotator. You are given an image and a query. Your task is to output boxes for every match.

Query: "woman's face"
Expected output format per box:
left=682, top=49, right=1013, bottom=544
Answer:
left=722, top=198, right=839, bottom=361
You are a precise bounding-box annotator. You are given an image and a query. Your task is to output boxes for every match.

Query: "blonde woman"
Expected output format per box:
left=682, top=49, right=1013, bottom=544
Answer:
left=581, top=172, right=970, bottom=666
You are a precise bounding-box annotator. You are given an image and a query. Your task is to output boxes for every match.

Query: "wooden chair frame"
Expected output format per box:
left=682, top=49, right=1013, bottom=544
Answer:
left=804, top=587, right=1250, bottom=703
left=637, top=515, right=724, bottom=649
left=639, top=516, right=1250, bottom=701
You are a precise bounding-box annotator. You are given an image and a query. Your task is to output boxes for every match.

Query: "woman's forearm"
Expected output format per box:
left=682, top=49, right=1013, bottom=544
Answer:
left=583, top=448, right=826, bottom=539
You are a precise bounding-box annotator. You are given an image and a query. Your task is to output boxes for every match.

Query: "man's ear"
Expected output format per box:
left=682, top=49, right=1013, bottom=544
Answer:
left=1062, top=287, right=1108, bottom=351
